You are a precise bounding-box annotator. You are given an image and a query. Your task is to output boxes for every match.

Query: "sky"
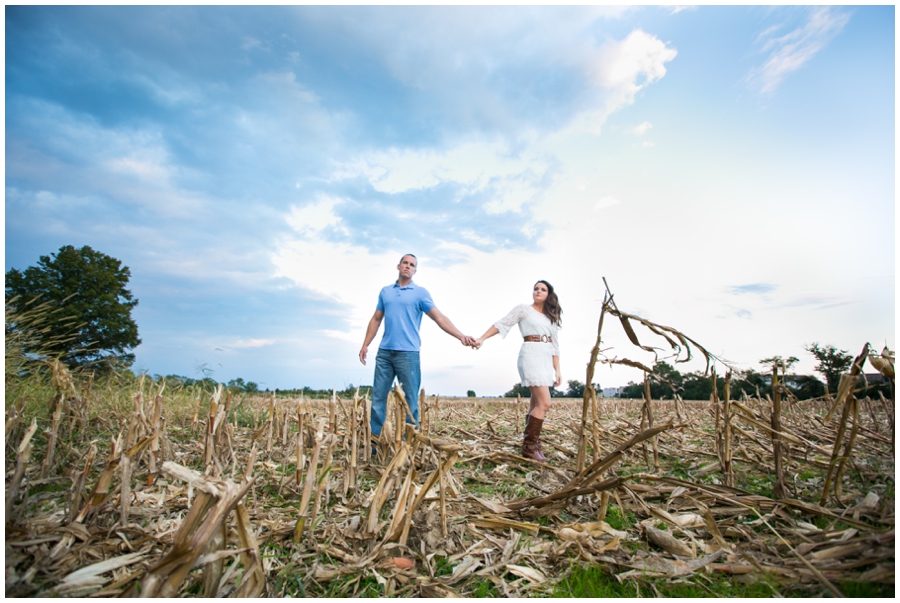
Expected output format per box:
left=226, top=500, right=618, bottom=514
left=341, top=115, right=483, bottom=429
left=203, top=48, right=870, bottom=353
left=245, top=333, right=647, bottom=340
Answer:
left=4, top=5, right=895, bottom=396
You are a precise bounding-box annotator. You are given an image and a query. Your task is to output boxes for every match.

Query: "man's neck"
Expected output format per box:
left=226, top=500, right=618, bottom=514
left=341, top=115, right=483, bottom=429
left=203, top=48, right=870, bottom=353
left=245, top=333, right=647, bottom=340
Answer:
left=397, top=276, right=413, bottom=287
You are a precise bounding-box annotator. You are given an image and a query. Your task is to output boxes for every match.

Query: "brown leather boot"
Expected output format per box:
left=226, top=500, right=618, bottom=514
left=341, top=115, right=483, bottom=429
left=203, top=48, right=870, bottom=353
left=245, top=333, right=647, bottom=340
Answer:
left=522, top=415, right=548, bottom=462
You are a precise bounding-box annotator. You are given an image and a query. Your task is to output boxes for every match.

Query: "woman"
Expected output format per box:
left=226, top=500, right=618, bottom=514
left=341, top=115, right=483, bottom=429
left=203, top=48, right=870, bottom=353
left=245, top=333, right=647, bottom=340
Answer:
left=475, top=280, right=562, bottom=462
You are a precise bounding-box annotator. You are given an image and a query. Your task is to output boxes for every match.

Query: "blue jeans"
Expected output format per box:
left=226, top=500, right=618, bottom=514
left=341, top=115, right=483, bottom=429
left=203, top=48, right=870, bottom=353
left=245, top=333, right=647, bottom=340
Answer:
left=371, top=349, right=420, bottom=437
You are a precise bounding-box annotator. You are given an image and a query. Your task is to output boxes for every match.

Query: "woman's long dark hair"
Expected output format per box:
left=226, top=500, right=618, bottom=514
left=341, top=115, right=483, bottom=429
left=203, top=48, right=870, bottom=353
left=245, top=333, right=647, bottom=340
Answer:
left=536, top=280, right=562, bottom=327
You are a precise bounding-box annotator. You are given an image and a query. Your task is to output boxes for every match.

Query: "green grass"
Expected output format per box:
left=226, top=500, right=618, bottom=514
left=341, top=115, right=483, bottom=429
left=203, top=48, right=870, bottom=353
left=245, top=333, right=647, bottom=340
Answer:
left=552, top=565, right=895, bottom=598
left=464, top=475, right=528, bottom=499
left=553, top=565, right=785, bottom=598
left=604, top=504, right=636, bottom=531
left=272, top=563, right=307, bottom=597
left=26, top=480, right=67, bottom=497
left=838, top=581, right=895, bottom=598
left=738, top=473, right=774, bottom=498
left=668, top=457, right=692, bottom=480
left=468, top=577, right=499, bottom=597
left=230, top=402, right=258, bottom=428
left=797, top=467, right=819, bottom=480
left=434, top=556, right=453, bottom=577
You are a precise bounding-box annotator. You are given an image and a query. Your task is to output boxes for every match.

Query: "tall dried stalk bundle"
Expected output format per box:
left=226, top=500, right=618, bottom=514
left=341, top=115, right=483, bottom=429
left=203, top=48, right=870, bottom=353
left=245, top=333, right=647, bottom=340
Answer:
left=6, top=420, right=38, bottom=520
left=576, top=281, right=612, bottom=472
left=820, top=343, right=871, bottom=506
left=722, top=371, right=734, bottom=487
left=770, top=363, right=786, bottom=499
left=127, top=462, right=260, bottom=597
left=579, top=280, right=728, bottom=479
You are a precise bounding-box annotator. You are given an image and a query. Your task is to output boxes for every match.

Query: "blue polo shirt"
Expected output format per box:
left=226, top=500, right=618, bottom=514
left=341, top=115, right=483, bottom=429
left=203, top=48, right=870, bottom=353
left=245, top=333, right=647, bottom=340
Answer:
left=376, top=281, right=435, bottom=351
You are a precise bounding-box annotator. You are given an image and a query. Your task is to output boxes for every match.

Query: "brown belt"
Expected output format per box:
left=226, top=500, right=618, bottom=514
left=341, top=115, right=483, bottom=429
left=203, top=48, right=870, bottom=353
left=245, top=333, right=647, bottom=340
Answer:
left=523, top=335, right=552, bottom=343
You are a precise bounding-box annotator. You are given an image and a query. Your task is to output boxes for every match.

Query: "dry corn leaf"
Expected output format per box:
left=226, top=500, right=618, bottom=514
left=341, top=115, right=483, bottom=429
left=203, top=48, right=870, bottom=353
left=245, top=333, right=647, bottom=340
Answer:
left=645, top=525, right=693, bottom=558
left=445, top=555, right=481, bottom=584
left=52, top=551, right=146, bottom=596
left=505, top=564, right=546, bottom=584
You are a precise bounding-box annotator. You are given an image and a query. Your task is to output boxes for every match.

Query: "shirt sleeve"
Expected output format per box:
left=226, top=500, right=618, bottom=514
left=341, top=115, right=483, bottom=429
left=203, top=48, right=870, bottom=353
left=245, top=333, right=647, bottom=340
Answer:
left=493, top=305, right=525, bottom=338
left=418, top=287, right=436, bottom=314
left=376, top=288, right=385, bottom=312
left=551, top=323, right=560, bottom=357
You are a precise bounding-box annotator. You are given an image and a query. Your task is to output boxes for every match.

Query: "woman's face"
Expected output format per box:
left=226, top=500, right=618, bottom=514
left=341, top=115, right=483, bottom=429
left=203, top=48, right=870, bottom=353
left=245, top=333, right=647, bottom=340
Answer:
left=533, top=282, right=549, bottom=304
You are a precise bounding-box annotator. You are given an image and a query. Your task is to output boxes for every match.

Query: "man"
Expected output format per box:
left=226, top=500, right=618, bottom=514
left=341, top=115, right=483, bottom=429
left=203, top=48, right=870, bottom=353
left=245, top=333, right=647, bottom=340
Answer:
left=359, top=254, right=476, bottom=439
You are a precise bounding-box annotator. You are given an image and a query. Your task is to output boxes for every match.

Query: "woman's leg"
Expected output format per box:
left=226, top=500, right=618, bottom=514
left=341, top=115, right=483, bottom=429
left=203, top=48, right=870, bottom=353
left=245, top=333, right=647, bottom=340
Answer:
left=528, top=386, right=552, bottom=420
left=522, top=386, right=551, bottom=461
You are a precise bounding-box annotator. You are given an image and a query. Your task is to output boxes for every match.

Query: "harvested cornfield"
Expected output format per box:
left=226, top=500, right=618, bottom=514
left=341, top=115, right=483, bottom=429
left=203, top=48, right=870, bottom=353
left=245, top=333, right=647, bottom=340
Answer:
left=4, top=376, right=895, bottom=597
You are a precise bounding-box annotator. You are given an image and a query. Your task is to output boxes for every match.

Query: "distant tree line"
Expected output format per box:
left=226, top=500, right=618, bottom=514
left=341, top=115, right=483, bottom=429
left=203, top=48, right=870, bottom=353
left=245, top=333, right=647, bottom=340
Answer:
left=273, top=385, right=373, bottom=399
left=613, top=343, right=888, bottom=400
left=498, top=343, right=889, bottom=401
left=150, top=375, right=372, bottom=399
left=504, top=380, right=601, bottom=399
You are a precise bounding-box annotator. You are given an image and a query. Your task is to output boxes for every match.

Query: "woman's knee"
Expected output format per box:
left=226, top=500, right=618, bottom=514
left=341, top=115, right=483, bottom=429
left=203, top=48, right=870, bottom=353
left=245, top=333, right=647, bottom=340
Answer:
left=530, top=387, right=551, bottom=409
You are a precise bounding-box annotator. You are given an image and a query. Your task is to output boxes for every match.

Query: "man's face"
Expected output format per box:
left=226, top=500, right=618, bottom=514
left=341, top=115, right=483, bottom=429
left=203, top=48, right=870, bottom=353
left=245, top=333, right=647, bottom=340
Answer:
left=397, top=255, right=417, bottom=279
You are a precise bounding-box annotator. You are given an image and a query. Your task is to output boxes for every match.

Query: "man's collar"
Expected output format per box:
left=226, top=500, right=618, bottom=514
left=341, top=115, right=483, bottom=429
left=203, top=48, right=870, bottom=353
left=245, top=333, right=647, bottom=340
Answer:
left=393, top=280, right=416, bottom=289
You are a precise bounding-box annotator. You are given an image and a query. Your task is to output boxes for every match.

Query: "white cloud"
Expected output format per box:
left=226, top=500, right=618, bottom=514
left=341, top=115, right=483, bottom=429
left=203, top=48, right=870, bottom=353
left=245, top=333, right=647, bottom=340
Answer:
left=333, top=27, right=675, bottom=216
left=127, top=72, right=200, bottom=107
left=9, top=99, right=210, bottom=218
left=565, top=29, right=677, bottom=134
left=241, top=36, right=265, bottom=51
left=593, top=30, right=675, bottom=98
left=632, top=121, right=653, bottom=136
left=271, top=235, right=401, bottom=329
left=286, top=196, right=344, bottom=233
left=334, top=136, right=550, bottom=214
left=594, top=196, right=621, bottom=211
left=256, top=71, right=320, bottom=105
left=746, top=7, right=851, bottom=95
left=231, top=338, right=277, bottom=348
left=304, top=6, right=629, bottom=94
left=106, top=155, right=170, bottom=182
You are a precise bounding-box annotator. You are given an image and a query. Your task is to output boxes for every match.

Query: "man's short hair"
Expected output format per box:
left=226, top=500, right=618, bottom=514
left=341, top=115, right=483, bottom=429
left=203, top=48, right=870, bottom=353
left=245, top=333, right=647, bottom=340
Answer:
left=400, top=253, right=418, bottom=265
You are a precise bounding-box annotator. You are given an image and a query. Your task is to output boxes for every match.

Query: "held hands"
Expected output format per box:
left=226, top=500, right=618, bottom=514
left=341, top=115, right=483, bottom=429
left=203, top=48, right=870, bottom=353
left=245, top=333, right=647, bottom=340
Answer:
left=471, top=338, right=483, bottom=350
left=460, top=335, right=479, bottom=349
left=459, top=334, right=483, bottom=350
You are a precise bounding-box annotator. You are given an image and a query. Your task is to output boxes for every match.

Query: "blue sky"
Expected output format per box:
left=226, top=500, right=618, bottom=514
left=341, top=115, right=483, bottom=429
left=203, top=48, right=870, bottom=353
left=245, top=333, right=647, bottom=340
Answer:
left=5, top=5, right=895, bottom=395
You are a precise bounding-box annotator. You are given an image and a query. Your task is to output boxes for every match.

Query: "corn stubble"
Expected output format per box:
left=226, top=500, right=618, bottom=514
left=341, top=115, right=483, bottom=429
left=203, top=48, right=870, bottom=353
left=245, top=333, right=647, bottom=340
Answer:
left=4, top=289, right=895, bottom=597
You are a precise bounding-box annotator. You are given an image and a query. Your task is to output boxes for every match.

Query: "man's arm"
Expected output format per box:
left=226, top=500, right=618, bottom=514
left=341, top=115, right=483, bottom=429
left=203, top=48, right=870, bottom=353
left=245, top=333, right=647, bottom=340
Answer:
left=359, top=310, right=384, bottom=365
left=426, top=307, right=477, bottom=347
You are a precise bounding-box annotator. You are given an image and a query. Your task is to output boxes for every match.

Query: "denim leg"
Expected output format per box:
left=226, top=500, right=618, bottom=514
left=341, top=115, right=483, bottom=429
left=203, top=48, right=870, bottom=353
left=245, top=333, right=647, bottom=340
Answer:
left=371, top=349, right=395, bottom=438
left=392, top=351, right=421, bottom=427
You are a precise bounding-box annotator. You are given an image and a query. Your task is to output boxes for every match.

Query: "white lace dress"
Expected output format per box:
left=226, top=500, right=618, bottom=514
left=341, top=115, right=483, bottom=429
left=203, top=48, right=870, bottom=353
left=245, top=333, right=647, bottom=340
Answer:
left=493, top=304, right=560, bottom=388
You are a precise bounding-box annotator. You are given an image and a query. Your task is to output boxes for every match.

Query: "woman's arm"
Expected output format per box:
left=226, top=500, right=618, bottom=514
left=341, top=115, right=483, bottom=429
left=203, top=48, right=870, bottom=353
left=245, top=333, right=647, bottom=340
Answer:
left=474, top=325, right=500, bottom=348
left=552, top=355, right=561, bottom=388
